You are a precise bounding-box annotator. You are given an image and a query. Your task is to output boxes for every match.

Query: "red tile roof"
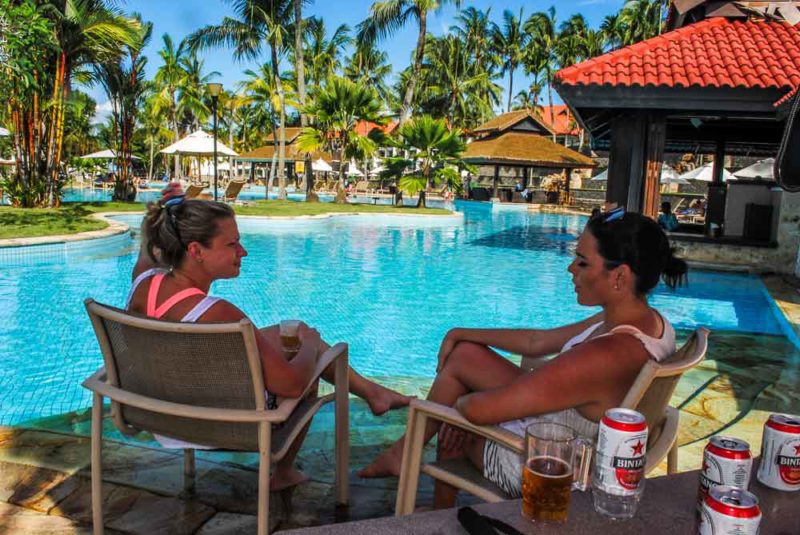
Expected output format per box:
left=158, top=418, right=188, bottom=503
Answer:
left=354, top=120, right=397, bottom=137
left=555, top=17, right=800, bottom=99
left=537, top=105, right=581, bottom=136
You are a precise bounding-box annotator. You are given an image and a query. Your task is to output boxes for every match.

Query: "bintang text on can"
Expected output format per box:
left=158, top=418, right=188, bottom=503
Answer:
left=698, top=436, right=753, bottom=509
left=698, top=485, right=761, bottom=535
left=757, top=413, right=800, bottom=491
left=594, top=408, right=648, bottom=495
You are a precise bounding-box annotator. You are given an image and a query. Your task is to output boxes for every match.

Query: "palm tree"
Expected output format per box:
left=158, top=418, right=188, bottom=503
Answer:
left=239, top=62, right=289, bottom=198
left=451, top=6, right=494, bottom=74
left=344, top=40, right=393, bottom=104
left=92, top=16, right=152, bottom=200
left=417, top=35, right=501, bottom=129
left=153, top=34, right=188, bottom=179
left=525, top=8, right=558, bottom=143
left=302, top=18, right=351, bottom=88
left=43, top=0, right=141, bottom=206
left=292, top=0, right=316, bottom=200
left=619, top=0, right=667, bottom=45
left=491, top=8, right=528, bottom=112
left=358, top=0, right=462, bottom=126
left=296, top=76, right=385, bottom=203
left=141, top=93, right=172, bottom=181
left=188, top=0, right=294, bottom=200
left=512, top=89, right=536, bottom=111
left=392, top=115, right=466, bottom=208
left=178, top=52, right=218, bottom=131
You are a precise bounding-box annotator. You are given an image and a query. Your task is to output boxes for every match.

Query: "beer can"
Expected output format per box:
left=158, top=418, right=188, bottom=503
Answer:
left=698, top=436, right=752, bottom=508
left=594, top=408, right=648, bottom=496
left=757, top=413, right=800, bottom=491
left=698, top=485, right=761, bottom=535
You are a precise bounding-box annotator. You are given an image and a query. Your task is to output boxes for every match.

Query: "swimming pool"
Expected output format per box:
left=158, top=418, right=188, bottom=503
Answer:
left=60, top=186, right=326, bottom=204
left=0, top=201, right=792, bottom=425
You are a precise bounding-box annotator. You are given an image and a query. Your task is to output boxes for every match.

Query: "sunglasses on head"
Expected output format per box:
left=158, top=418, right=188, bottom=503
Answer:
left=599, top=206, right=625, bottom=223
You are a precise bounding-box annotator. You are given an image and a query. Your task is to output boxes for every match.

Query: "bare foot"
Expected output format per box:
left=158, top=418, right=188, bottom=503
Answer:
left=358, top=441, right=404, bottom=478
left=270, top=466, right=309, bottom=491
left=365, top=383, right=414, bottom=416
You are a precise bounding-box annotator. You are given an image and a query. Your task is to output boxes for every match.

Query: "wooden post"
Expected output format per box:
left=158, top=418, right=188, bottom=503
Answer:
left=642, top=114, right=666, bottom=219
left=493, top=165, right=500, bottom=199
left=607, top=112, right=647, bottom=212
left=705, top=140, right=727, bottom=234
left=523, top=167, right=529, bottom=189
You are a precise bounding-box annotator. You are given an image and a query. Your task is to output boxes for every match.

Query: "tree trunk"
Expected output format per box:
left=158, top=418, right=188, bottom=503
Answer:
left=547, top=72, right=556, bottom=143
left=271, top=45, right=287, bottom=200
left=171, top=92, right=179, bottom=180
left=400, top=11, right=428, bottom=127
left=417, top=190, right=426, bottom=208
left=149, top=135, right=155, bottom=181
left=268, top=114, right=279, bottom=200
left=335, top=148, right=347, bottom=203
left=507, top=65, right=514, bottom=113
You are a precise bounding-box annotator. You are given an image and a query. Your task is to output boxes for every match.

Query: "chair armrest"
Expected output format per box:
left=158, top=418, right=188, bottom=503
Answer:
left=410, top=399, right=525, bottom=454
left=271, top=342, right=348, bottom=419
left=645, top=406, right=679, bottom=474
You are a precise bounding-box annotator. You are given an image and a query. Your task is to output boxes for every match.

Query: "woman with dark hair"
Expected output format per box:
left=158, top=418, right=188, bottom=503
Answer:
left=360, top=207, right=688, bottom=508
left=128, top=184, right=412, bottom=491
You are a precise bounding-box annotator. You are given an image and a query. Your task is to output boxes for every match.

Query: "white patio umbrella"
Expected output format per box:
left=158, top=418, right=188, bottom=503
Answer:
left=679, top=162, right=734, bottom=182
left=733, top=158, right=775, bottom=180
left=312, top=158, right=333, bottom=172
left=160, top=130, right=238, bottom=156
left=346, top=160, right=364, bottom=177
left=0, top=127, right=9, bottom=136
left=78, top=149, right=140, bottom=160
left=199, top=160, right=231, bottom=176
left=591, top=164, right=687, bottom=184
left=0, top=158, right=15, bottom=166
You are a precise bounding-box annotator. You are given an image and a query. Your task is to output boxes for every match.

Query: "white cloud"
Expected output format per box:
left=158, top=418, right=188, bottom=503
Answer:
left=92, top=100, right=114, bottom=125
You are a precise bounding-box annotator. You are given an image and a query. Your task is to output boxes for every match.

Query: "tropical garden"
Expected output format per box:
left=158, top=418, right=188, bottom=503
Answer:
left=0, top=0, right=669, bottom=209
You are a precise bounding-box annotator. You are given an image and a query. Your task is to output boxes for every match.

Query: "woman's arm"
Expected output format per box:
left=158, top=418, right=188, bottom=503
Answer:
left=455, top=332, right=649, bottom=426
left=198, top=301, right=319, bottom=399
left=437, top=311, right=604, bottom=371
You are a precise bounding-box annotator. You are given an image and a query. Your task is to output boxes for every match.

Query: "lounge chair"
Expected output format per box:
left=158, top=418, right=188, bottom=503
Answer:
left=81, top=299, right=350, bottom=534
left=354, top=180, right=371, bottom=195
left=223, top=180, right=247, bottom=203
left=184, top=184, right=205, bottom=199
left=394, top=327, right=710, bottom=515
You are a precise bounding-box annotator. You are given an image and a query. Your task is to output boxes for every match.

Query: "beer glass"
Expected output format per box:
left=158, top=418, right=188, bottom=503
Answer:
left=280, top=320, right=301, bottom=358
left=522, top=422, right=576, bottom=523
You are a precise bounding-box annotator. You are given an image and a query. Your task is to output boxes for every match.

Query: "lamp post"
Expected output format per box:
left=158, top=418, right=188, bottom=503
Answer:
left=207, top=82, right=223, bottom=201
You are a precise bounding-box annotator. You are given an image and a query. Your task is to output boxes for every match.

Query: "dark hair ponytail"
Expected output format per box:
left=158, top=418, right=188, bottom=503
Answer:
left=662, top=249, right=688, bottom=290
left=586, top=212, right=688, bottom=295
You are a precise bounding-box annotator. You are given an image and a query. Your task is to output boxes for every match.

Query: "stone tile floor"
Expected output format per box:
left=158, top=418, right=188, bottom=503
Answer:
left=1, top=275, right=799, bottom=533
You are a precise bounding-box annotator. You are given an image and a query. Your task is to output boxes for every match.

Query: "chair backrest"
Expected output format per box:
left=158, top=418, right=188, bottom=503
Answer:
left=355, top=180, right=368, bottom=191
left=224, top=180, right=246, bottom=200
left=622, top=327, right=709, bottom=443
left=185, top=184, right=204, bottom=199
left=84, top=299, right=266, bottom=450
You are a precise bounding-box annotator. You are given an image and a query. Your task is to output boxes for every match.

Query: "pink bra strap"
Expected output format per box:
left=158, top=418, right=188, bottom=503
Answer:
left=146, top=273, right=207, bottom=319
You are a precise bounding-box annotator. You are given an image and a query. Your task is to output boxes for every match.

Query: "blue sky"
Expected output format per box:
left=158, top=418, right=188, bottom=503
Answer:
left=90, top=0, right=624, bottom=120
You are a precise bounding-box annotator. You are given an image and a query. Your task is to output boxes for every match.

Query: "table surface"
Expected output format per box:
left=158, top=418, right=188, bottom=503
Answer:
left=284, top=468, right=799, bottom=534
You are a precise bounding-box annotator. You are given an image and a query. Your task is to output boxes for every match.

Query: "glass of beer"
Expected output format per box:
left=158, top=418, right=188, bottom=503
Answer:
left=279, top=320, right=301, bottom=358
left=522, top=422, right=576, bottom=523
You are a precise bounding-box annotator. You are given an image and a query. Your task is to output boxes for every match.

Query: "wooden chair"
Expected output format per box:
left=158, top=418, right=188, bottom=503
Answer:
left=395, top=327, right=710, bottom=515
left=353, top=180, right=371, bottom=195
left=184, top=184, right=205, bottom=199
left=81, top=299, right=350, bottom=534
left=222, top=180, right=247, bottom=203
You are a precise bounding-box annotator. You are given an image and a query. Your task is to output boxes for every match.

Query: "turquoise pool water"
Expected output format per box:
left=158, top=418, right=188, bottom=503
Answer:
left=60, top=186, right=326, bottom=204
left=0, top=201, right=790, bottom=425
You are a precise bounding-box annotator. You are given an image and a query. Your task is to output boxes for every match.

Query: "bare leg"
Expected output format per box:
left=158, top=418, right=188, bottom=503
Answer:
left=270, top=381, right=318, bottom=491
left=358, top=341, right=523, bottom=478
left=432, top=434, right=487, bottom=509
left=260, top=325, right=412, bottom=416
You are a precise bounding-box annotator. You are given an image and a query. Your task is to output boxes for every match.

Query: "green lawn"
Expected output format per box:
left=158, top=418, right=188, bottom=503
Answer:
left=0, top=200, right=451, bottom=239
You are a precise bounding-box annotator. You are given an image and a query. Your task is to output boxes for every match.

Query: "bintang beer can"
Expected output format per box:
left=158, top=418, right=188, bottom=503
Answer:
left=594, top=408, right=648, bottom=495
left=698, top=436, right=753, bottom=509
left=698, top=485, right=761, bottom=535
left=757, top=413, right=800, bottom=491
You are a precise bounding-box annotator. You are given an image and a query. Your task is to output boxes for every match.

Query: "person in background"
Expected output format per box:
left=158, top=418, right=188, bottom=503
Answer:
left=657, top=201, right=680, bottom=232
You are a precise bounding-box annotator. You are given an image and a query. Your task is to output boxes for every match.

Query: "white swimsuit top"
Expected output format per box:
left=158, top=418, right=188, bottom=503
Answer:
left=561, top=313, right=676, bottom=362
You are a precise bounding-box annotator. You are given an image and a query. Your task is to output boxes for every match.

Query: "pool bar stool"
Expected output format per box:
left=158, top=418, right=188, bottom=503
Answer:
left=81, top=299, right=350, bottom=534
